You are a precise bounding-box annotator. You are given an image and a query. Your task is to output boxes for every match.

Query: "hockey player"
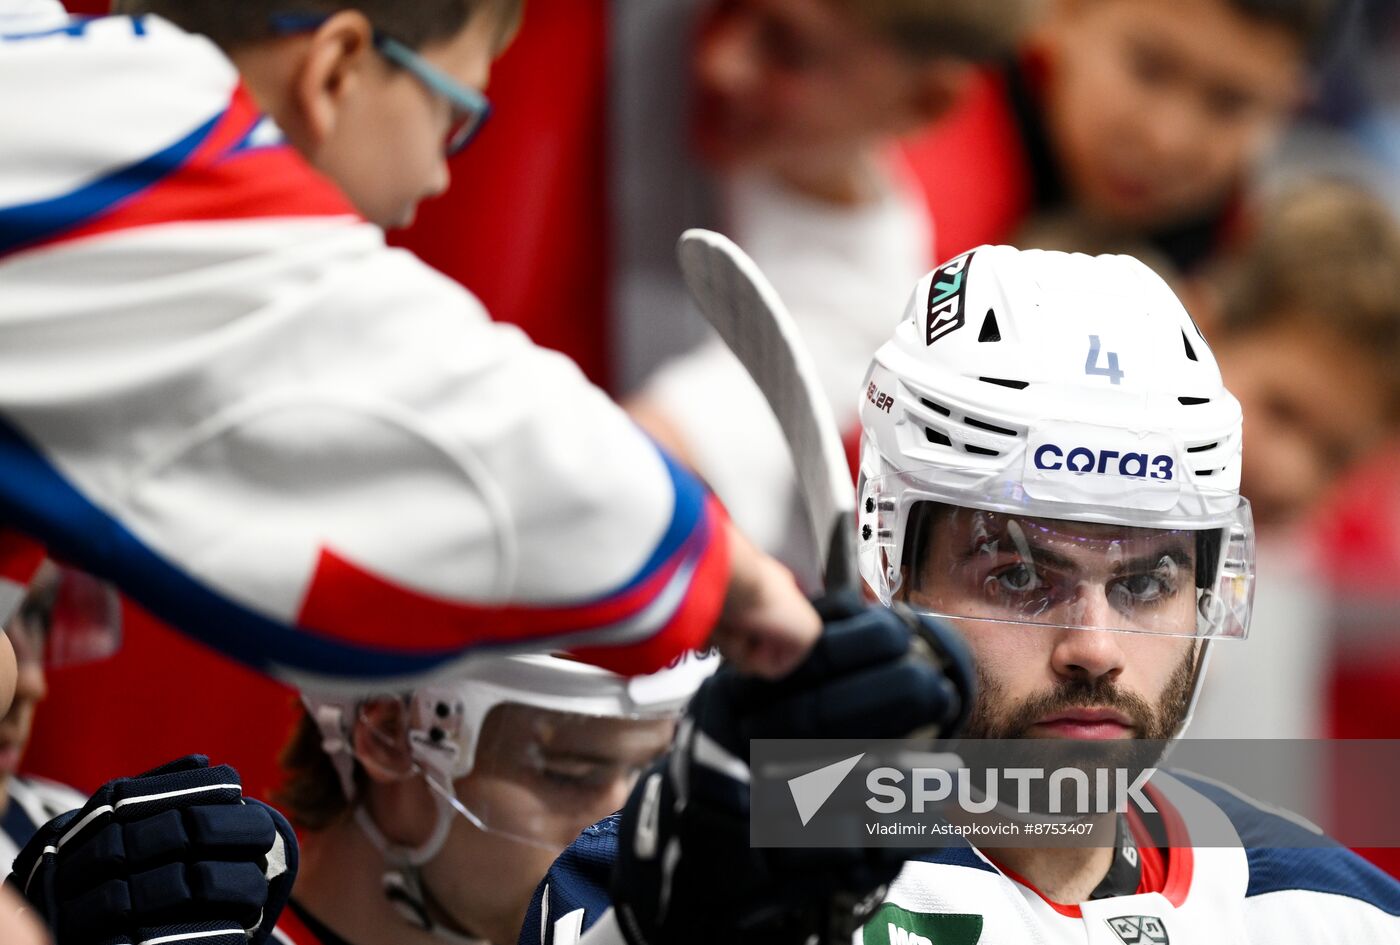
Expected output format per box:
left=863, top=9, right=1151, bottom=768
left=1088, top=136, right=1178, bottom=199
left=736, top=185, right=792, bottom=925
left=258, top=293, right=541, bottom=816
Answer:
left=0, top=561, right=120, bottom=867
left=0, top=0, right=819, bottom=685
left=272, top=652, right=716, bottom=945
left=522, top=247, right=1400, bottom=945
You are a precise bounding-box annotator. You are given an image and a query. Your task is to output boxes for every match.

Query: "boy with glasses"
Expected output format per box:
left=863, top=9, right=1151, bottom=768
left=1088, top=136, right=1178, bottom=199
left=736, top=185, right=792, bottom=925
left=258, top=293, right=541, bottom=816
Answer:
left=0, top=1, right=820, bottom=688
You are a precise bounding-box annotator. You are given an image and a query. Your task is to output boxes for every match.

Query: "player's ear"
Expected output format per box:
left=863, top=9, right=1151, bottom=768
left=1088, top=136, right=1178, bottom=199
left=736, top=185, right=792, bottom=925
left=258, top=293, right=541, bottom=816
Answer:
left=353, top=696, right=416, bottom=783
left=293, top=9, right=375, bottom=148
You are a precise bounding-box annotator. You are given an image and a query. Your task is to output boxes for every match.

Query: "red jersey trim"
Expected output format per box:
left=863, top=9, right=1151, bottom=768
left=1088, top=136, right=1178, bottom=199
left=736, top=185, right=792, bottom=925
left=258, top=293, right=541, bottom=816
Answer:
left=29, top=83, right=356, bottom=256
left=992, top=785, right=1194, bottom=918
left=296, top=494, right=730, bottom=676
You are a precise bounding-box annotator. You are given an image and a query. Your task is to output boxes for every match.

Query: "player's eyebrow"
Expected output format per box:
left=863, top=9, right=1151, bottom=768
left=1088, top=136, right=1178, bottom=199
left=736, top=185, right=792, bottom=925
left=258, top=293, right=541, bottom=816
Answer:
left=540, top=750, right=621, bottom=766
left=959, top=536, right=1077, bottom=571
left=959, top=536, right=1193, bottom=576
left=542, top=748, right=653, bottom=767
left=1110, top=544, right=1193, bottom=576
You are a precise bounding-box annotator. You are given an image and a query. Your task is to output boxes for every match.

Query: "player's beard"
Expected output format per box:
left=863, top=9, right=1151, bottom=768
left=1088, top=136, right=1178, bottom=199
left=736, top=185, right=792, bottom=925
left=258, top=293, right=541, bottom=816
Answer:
left=960, top=646, right=1197, bottom=742
left=951, top=648, right=1198, bottom=816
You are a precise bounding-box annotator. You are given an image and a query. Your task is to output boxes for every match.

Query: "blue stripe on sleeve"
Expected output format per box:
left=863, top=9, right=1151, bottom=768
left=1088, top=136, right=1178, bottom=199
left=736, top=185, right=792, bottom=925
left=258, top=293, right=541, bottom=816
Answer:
left=0, top=110, right=221, bottom=257
left=614, top=446, right=709, bottom=594
left=0, top=417, right=495, bottom=680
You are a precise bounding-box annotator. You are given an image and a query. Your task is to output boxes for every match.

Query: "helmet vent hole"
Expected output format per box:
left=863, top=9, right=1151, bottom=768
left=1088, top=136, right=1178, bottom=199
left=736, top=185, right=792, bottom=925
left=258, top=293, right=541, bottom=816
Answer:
left=1178, top=396, right=1211, bottom=405
left=1182, top=330, right=1199, bottom=362
left=964, top=417, right=1018, bottom=437
left=978, top=309, right=1001, bottom=343
left=1187, top=442, right=1218, bottom=453
left=979, top=376, right=1029, bottom=390
left=1197, top=469, right=1216, bottom=477
left=964, top=444, right=1000, bottom=457
left=925, top=428, right=952, bottom=447
left=920, top=397, right=952, bottom=417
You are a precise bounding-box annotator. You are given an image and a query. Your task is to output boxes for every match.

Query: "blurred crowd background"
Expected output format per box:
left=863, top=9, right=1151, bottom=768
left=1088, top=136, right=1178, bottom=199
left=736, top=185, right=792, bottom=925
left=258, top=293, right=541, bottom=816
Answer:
left=22, top=0, right=1400, bottom=877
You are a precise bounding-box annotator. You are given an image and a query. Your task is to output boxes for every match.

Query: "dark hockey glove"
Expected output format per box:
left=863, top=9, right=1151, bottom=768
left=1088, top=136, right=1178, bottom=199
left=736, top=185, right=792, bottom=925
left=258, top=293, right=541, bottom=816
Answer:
left=7, top=755, right=298, bottom=945
left=611, top=592, right=974, bottom=945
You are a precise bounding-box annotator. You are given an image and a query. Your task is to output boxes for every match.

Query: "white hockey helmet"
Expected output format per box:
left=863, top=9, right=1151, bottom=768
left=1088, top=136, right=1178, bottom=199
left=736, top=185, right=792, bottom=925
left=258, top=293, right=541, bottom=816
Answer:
left=857, top=246, right=1253, bottom=651
left=301, top=649, right=715, bottom=861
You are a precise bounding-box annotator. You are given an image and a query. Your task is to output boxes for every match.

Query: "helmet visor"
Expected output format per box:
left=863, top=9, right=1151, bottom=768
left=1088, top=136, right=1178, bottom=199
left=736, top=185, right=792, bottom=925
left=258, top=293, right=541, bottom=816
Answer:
left=442, top=703, right=676, bottom=850
left=860, top=472, right=1253, bottom=640
left=356, top=688, right=685, bottom=853
left=6, top=561, right=122, bottom=668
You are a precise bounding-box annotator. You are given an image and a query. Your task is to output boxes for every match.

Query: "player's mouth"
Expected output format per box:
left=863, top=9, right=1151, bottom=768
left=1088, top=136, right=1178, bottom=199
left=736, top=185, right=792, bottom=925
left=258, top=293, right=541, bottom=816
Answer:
left=1029, top=708, right=1134, bottom=740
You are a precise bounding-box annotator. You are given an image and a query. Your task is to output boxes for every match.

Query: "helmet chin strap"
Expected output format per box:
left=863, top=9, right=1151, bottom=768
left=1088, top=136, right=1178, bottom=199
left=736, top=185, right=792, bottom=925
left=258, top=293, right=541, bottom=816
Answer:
left=352, top=788, right=454, bottom=868
left=354, top=772, right=487, bottom=944
left=1170, top=639, right=1214, bottom=744
left=321, top=698, right=484, bottom=945
left=381, top=864, right=484, bottom=945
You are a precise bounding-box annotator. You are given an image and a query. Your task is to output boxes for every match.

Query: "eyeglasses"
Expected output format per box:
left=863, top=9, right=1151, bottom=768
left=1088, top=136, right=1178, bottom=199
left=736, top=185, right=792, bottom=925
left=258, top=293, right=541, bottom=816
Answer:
left=269, top=13, right=492, bottom=156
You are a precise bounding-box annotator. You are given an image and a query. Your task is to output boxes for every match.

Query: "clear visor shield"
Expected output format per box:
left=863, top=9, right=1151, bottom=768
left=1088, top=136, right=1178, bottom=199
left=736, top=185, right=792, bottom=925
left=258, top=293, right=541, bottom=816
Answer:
left=445, top=702, right=678, bottom=851
left=360, top=696, right=679, bottom=854
left=859, top=471, right=1254, bottom=640
left=5, top=561, right=122, bottom=668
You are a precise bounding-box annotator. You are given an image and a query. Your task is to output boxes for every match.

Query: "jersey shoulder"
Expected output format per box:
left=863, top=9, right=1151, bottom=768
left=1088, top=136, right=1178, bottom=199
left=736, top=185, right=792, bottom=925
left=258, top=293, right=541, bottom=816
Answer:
left=8, top=774, right=87, bottom=821
left=522, top=814, right=621, bottom=945
left=1175, top=771, right=1400, bottom=915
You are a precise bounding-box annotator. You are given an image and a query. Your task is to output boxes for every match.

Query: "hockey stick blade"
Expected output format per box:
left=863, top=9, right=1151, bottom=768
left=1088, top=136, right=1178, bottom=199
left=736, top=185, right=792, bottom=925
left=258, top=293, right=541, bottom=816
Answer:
left=676, top=228, right=857, bottom=592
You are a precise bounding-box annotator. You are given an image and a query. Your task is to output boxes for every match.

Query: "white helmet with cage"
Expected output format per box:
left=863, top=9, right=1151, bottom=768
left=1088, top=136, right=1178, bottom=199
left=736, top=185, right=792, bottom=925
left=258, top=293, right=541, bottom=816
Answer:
left=300, top=648, right=714, bottom=926
left=304, top=649, right=714, bottom=851
left=857, top=245, right=1254, bottom=734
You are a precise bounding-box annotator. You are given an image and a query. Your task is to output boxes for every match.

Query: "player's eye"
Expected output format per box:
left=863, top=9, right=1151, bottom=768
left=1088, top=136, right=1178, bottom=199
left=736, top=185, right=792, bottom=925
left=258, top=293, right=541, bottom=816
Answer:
left=989, top=563, right=1042, bottom=594
left=539, top=760, right=623, bottom=793
left=998, top=563, right=1037, bottom=592
left=1107, top=559, right=1181, bottom=608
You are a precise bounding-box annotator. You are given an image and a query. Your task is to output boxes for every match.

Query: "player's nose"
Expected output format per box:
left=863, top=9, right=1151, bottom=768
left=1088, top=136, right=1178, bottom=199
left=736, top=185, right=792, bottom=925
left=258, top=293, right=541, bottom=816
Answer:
left=1049, top=588, right=1126, bottom=682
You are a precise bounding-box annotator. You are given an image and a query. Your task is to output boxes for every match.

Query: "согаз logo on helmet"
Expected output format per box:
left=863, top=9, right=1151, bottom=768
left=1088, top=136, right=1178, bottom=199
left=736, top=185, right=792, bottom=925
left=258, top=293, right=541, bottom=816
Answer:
left=1033, top=444, right=1175, bottom=481
left=925, top=252, right=973, bottom=346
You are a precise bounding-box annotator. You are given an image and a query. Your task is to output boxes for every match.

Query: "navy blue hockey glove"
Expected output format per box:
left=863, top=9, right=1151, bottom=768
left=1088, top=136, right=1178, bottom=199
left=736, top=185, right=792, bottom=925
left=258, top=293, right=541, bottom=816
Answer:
left=6, top=755, right=298, bottom=945
left=611, top=592, right=974, bottom=945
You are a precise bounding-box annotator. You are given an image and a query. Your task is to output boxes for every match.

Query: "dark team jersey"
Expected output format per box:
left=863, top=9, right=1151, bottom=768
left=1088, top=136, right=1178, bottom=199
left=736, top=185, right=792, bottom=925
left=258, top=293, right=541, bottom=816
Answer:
left=0, top=775, right=86, bottom=871
left=522, top=773, right=1400, bottom=945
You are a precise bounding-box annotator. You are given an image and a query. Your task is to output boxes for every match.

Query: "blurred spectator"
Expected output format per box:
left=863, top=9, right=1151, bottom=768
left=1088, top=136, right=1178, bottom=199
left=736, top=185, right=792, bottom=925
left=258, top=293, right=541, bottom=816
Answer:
left=1271, top=0, right=1400, bottom=210
left=903, top=0, right=1341, bottom=271
left=1212, top=179, right=1400, bottom=530
left=629, top=0, right=1038, bottom=585
left=1188, top=181, right=1400, bottom=752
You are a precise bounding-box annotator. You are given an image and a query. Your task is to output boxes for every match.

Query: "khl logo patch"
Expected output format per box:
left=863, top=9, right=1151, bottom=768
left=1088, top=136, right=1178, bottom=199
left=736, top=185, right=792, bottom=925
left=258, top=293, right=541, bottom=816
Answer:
left=1107, top=915, right=1170, bottom=945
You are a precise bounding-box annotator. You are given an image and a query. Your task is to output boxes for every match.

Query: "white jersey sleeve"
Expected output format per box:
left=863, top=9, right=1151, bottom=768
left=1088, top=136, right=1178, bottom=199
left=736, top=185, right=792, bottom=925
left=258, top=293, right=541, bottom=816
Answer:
left=0, top=14, right=731, bottom=685
left=0, top=775, right=87, bottom=872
